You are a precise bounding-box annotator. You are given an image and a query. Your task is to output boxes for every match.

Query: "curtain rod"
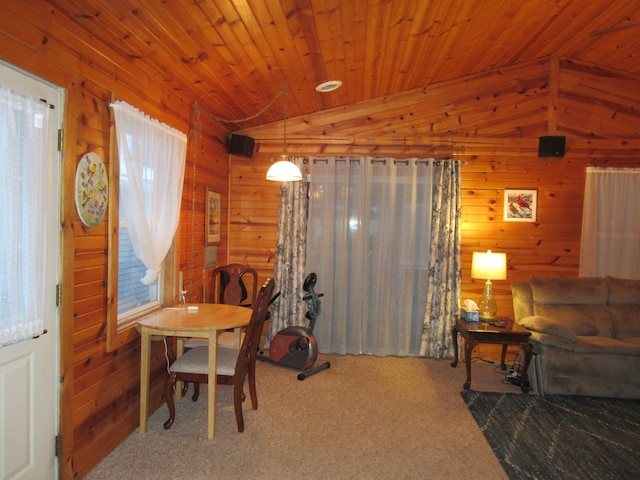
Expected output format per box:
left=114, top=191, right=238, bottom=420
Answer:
left=311, top=157, right=467, bottom=165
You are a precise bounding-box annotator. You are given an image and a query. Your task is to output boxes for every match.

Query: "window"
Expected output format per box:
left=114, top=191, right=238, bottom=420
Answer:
left=0, top=84, right=51, bottom=347
left=116, top=147, right=159, bottom=319
left=306, top=158, right=435, bottom=356
left=117, top=218, right=160, bottom=317
left=579, top=167, right=640, bottom=279
left=106, top=100, right=187, bottom=351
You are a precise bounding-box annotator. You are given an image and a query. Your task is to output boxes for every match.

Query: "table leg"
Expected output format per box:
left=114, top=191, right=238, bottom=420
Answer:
left=463, top=339, right=479, bottom=390
left=519, top=342, right=533, bottom=393
left=140, top=328, right=151, bottom=434
left=207, top=331, right=218, bottom=439
left=176, top=337, right=184, bottom=400
left=450, top=325, right=459, bottom=367
left=500, top=344, right=508, bottom=370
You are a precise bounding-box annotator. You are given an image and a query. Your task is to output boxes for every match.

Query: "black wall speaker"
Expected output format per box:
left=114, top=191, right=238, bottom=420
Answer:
left=228, top=134, right=254, bottom=158
left=538, top=136, right=566, bottom=157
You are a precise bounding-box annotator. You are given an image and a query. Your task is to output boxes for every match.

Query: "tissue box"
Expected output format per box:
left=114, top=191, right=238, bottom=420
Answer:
left=461, top=308, right=479, bottom=322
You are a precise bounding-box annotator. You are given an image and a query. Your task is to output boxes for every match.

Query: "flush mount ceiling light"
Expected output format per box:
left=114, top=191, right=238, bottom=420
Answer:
left=266, top=83, right=303, bottom=182
left=315, top=80, right=343, bottom=93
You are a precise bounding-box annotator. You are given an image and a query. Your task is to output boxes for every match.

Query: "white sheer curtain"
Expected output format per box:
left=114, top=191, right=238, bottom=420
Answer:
left=580, top=167, right=640, bottom=279
left=306, top=157, right=434, bottom=356
left=111, top=101, right=187, bottom=285
left=0, top=86, right=50, bottom=347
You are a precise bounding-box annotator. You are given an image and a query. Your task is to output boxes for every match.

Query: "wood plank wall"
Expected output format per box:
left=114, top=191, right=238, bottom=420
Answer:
left=0, top=3, right=231, bottom=478
left=2, top=3, right=640, bottom=479
left=230, top=144, right=640, bottom=321
left=230, top=59, right=640, bottom=358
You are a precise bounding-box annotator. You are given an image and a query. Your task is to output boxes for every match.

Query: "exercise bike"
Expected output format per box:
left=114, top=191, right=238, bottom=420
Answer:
left=259, top=273, right=331, bottom=380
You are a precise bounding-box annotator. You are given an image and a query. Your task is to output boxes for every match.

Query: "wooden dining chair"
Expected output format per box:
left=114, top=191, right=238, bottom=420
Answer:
left=210, top=263, right=258, bottom=306
left=163, top=277, right=276, bottom=433
left=186, top=264, right=259, bottom=349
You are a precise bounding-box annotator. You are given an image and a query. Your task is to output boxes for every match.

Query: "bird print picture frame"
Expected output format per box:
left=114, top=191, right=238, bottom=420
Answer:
left=504, top=189, right=537, bottom=222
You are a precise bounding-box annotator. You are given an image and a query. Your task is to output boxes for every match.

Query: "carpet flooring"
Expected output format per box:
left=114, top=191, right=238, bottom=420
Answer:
left=85, top=354, right=522, bottom=480
left=461, top=391, right=640, bottom=480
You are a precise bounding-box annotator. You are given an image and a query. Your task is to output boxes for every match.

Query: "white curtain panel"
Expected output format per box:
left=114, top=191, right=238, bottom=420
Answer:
left=580, top=167, right=640, bottom=279
left=0, top=86, right=50, bottom=347
left=111, top=101, right=187, bottom=285
left=307, top=157, right=434, bottom=356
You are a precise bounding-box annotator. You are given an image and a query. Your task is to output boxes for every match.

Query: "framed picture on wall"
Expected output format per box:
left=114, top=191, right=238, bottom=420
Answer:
left=504, top=189, right=537, bottom=222
left=206, top=189, right=221, bottom=244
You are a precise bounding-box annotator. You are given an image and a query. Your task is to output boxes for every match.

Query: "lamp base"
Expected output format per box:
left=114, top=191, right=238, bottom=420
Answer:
left=477, top=279, right=498, bottom=319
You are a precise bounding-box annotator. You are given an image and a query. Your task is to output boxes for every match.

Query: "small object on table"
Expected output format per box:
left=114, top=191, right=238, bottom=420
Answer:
left=484, top=318, right=507, bottom=328
left=461, top=307, right=480, bottom=322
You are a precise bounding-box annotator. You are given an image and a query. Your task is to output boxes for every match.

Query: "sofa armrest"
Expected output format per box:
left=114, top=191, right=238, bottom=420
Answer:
left=527, top=332, right=576, bottom=352
left=511, top=282, right=534, bottom=321
left=518, top=315, right=577, bottom=342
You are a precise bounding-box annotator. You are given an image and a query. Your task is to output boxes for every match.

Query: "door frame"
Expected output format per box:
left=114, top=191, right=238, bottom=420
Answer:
left=0, top=60, right=62, bottom=480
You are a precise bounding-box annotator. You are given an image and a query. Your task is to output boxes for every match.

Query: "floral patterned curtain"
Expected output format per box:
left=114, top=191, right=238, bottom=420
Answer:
left=420, top=160, right=462, bottom=358
left=265, top=157, right=309, bottom=347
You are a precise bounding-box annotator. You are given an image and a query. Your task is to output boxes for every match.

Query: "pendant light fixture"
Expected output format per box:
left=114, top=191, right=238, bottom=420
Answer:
left=266, top=83, right=303, bottom=182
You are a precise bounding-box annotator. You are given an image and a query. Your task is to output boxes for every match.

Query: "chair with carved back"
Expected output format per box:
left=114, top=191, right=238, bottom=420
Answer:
left=211, top=263, right=258, bottom=307
left=163, top=277, right=276, bottom=432
left=186, top=264, right=258, bottom=349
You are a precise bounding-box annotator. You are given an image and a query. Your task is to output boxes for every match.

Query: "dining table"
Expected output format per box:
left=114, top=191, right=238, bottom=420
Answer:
left=138, top=303, right=252, bottom=439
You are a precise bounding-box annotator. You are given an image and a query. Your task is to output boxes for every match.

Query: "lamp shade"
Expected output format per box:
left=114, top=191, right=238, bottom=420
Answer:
left=471, top=250, right=507, bottom=281
left=266, top=155, right=303, bottom=182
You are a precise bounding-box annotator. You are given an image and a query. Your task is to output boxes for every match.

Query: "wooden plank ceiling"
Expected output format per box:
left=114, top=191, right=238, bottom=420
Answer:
left=43, top=0, right=640, bottom=133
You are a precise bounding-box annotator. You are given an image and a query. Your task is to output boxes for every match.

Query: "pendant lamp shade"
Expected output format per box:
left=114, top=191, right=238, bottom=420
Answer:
left=266, top=154, right=303, bottom=182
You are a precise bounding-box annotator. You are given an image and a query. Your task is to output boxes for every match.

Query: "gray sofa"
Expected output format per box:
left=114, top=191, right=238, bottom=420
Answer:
left=511, top=276, right=640, bottom=399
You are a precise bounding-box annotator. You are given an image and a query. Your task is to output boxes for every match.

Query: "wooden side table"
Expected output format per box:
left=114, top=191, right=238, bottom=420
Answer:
left=137, top=304, right=252, bottom=439
left=451, top=315, right=532, bottom=393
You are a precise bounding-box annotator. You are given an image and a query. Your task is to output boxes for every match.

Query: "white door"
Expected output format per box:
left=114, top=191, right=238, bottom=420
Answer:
left=0, top=62, right=60, bottom=479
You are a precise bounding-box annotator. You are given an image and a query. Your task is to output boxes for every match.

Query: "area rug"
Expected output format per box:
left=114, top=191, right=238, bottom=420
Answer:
left=461, top=391, right=640, bottom=480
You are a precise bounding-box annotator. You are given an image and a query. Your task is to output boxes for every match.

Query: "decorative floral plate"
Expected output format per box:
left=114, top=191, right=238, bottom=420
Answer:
left=75, top=152, right=108, bottom=227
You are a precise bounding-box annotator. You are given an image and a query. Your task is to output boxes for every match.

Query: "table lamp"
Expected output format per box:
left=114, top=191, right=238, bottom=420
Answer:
left=471, top=250, right=507, bottom=319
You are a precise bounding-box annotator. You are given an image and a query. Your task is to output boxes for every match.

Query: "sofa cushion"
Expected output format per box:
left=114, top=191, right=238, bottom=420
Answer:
left=606, top=277, right=640, bottom=339
left=532, top=304, right=612, bottom=337
left=606, top=276, right=640, bottom=304
left=572, top=336, right=640, bottom=355
left=609, top=305, right=640, bottom=340
left=530, top=277, right=613, bottom=337
left=519, top=315, right=577, bottom=342
left=530, top=277, right=608, bottom=304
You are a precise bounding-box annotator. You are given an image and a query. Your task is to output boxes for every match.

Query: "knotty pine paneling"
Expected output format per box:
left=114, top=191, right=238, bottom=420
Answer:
left=0, top=5, right=232, bottom=479
left=230, top=143, right=640, bottom=352
left=19, top=0, right=640, bottom=131
left=249, top=58, right=552, bottom=141
left=558, top=59, right=640, bottom=137
left=228, top=154, right=281, bottom=281
left=3, top=2, right=640, bottom=477
left=233, top=59, right=640, bottom=363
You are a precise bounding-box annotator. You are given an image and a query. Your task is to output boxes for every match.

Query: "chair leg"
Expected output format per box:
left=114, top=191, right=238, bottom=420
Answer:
left=192, top=382, right=200, bottom=402
left=163, top=372, right=177, bottom=430
left=248, top=361, right=258, bottom=410
left=233, top=380, right=245, bottom=433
